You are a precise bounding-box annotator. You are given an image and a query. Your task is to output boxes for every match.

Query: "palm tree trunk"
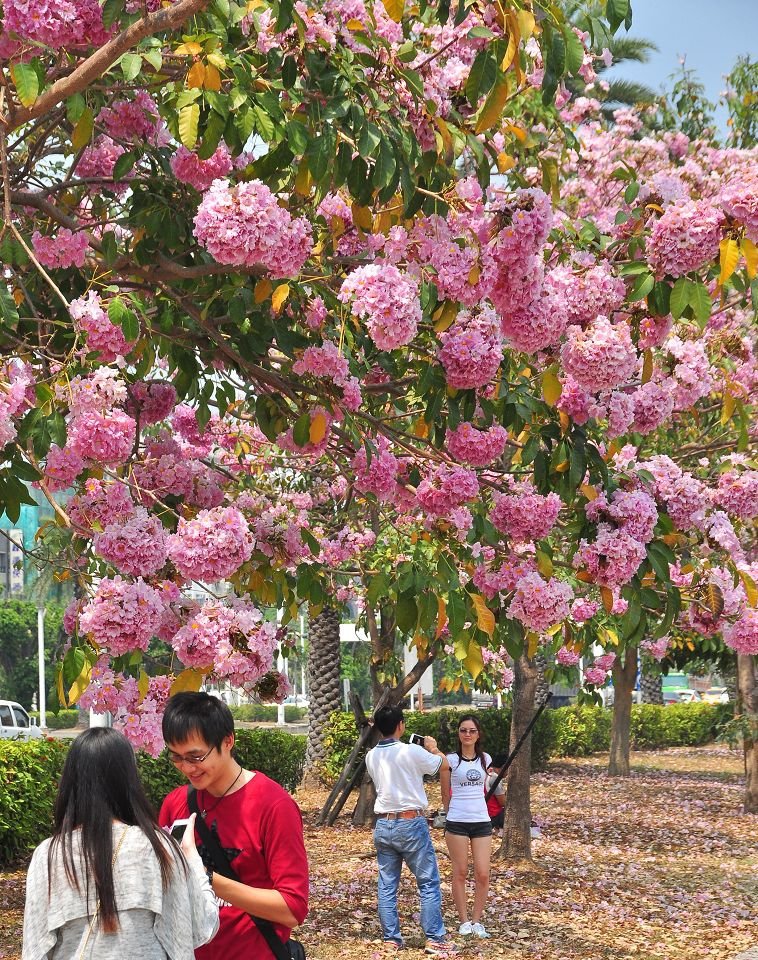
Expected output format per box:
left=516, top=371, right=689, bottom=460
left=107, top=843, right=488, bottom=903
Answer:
left=608, top=647, right=638, bottom=777
left=305, top=606, right=341, bottom=776
left=500, top=653, right=538, bottom=861
left=737, top=654, right=758, bottom=814
left=639, top=659, right=663, bottom=704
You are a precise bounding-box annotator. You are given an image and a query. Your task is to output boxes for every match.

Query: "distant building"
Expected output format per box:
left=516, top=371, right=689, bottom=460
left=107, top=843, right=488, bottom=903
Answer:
left=0, top=487, right=58, bottom=596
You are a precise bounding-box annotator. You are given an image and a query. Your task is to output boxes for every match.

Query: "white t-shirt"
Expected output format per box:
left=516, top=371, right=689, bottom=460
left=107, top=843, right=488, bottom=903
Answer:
left=445, top=752, right=491, bottom=823
left=366, top=739, right=443, bottom=814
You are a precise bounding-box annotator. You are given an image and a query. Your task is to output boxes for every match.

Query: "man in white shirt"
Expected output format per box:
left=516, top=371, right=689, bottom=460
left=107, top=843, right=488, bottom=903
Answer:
left=365, top=705, right=456, bottom=956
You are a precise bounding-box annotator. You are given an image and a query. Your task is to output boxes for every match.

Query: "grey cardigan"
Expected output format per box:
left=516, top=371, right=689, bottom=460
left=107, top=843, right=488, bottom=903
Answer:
left=22, top=823, right=219, bottom=960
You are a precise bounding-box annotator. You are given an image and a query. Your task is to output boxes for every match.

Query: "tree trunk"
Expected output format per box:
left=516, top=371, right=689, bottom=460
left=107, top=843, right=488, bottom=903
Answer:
left=737, top=654, right=758, bottom=814
left=639, top=659, right=663, bottom=704
left=534, top=652, right=550, bottom=703
left=500, top=653, right=538, bottom=861
left=305, top=606, right=341, bottom=776
left=368, top=601, right=398, bottom=704
left=608, top=647, right=638, bottom=777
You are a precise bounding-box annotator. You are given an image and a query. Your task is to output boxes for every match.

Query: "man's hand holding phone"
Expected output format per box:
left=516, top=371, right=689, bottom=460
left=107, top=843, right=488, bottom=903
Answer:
left=169, top=813, right=199, bottom=856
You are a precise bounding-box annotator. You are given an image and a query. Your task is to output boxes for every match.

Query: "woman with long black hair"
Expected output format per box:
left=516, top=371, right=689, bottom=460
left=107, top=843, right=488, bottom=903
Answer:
left=22, top=727, right=218, bottom=959
left=440, top=715, right=494, bottom=940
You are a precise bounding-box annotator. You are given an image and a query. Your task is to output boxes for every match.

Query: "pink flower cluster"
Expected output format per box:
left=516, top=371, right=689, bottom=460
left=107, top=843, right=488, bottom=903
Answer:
left=126, top=381, right=178, bottom=425
left=490, top=188, right=553, bottom=263
left=498, top=282, right=568, bottom=355
left=490, top=481, right=562, bottom=543
left=69, top=292, right=135, bottom=363
left=647, top=199, right=722, bottom=278
left=320, top=528, right=377, bottom=566
left=556, top=646, right=580, bottom=667
left=68, top=478, right=135, bottom=535
left=415, top=464, right=479, bottom=518
left=641, top=636, right=671, bottom=661
left=78, top=577, right=165, bottom=656
left=472, top=555, right=537, bottom=599
left=720, top=176, right=758, bottom=243
left=446, top=422, right=508, bottom=466
left=44, top=444, right=84, bottom=492
left=167, top=506, right=254, bottom=582
left=665, top=336, right=713, bottom=410
left=292, top=340, right=360, bottom=408
left=438, top=306, right=503, bottom=389
left=561, top=317, right=638, bottom=393
left=722, top=608, right=758, bottom=655
left=547, top=262, right=626, bottom=328
left=583, top=666, right=608, bottom=687
left=31, top=229, right=89, bottom=269
left=98, top=91, right=166, bottom=146
left=171, top=144, right=233, bottom=191
left=573, top=525, right=648, bottom=590
left=93, top=507, right=169, bottom=576
left=63, top=368, right=127, bottom=415
left=716, top=469, right=758, bottom=520
left=640, top=455, right=707, bottom=530
left=571, top=598, right=599, bottom=623
left=630, top=380, right=674, bottom=435
left=339, top=263, right=421, bottom=351
left=75, top=136, right=127, bottom=189
left=194, top=178, right=312, bottom=277
left=68, top=409, right=136, bottom=466
left=586, top=488, right=658, bottom=544
left=507, top=573, right=574, bottom=633
left=353, top=436, right=399, bottom=502
left=2, top=0, right=109, bottom=47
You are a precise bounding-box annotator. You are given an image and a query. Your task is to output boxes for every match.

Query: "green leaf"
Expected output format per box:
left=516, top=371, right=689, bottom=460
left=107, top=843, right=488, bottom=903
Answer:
left=689, top=280, right=712, bottom=324
left=120, top=309, right=140, bottom=343
left=623, top=180, right=640, bottom=204
left=142, top=49, right=163, bottom=72
left=253, top=105, right=275, bottom=141
left=179, top=103, right=200, bottom=149
left=112, top=151, right=136, bottom=181
left=627, top=271, right=654, bottom=302
left=367, top=573, right=389, bottom=606
left=292, top=413, right=311, bottom=447
left=71, top=107, right=94, bottom=151
left=101, top=231, right=118, bottom=267
left=670, top=277, right=693, bottom=320
left=398, top=68, right=425, bottom=100
left=396, top=594, right=418, bottom=634
left=0, top=284, right=20, bottom=327
left=282, top=56, right=298, bottom=89
left=300, top=528, right=321, bottom=556
left=11, top=63, right=39, bottom=107
left=306, top=131, right=335, bottom=182
left=465, top=50, right=497, bottom=107
left=605, top=0, right=629, bottom=33
left=66, top=93, right=86, bottom=125
left=102, top=0, right=124, bottom=28
left=563, top=28, right=585, bottom=76
left=120, top=53, right=142, bottom=83
left=373, top=138, right=396, bottom=190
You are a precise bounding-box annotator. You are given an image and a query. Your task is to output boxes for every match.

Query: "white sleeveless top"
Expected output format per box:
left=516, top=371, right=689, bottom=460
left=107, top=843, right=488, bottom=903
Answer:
left=445, top=752, right=491, bottom=823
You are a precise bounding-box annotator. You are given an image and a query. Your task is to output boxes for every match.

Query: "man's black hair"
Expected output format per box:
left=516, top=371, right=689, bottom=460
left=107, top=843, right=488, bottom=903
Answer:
left=374, top=704, right=404, bottom=736
left=162, top=691, right=235, bottom=750
left=490, top=751, right=508, bottom=768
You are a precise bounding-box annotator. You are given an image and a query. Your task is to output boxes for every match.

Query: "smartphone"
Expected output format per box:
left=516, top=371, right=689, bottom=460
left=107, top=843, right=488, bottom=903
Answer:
left=409, top=733, right=425, bottom=746
left=169, top=818, right=191, bottom=841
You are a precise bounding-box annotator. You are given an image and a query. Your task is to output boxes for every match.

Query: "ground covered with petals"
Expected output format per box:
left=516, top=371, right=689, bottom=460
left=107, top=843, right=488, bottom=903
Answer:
left=0, top=745, right=755, bottom=959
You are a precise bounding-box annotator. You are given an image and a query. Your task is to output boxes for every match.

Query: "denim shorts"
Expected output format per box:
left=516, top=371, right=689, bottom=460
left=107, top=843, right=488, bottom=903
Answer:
left=444, top=820, right=492, bottom=839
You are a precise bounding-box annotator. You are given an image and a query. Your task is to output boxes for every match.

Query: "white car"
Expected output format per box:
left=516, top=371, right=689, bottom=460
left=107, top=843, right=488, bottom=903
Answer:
left=0, top=700, right=44, bottom=740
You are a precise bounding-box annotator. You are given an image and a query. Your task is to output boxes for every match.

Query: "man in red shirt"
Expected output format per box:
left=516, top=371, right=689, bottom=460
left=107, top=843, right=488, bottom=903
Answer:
left=159, top=692, right=308, bottom=960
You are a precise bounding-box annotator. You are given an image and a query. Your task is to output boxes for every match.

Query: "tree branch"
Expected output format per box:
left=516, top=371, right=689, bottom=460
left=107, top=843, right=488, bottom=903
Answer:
left=6, top=0, right=213, bottom=130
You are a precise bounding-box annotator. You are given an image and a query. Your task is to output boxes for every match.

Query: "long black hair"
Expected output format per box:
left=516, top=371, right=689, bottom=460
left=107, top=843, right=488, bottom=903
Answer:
left=454, top=715, right=488, bottom=772
left=49, top=727, right=180, bottom=932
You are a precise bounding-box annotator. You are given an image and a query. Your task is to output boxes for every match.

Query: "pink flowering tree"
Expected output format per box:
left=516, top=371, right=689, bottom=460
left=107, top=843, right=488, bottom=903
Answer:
left=0, top=0, right=756, bottom=824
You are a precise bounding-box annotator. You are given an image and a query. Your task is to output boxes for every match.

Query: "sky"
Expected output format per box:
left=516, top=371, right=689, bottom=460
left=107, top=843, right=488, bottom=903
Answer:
left=604, top=0, right=758, bottom=134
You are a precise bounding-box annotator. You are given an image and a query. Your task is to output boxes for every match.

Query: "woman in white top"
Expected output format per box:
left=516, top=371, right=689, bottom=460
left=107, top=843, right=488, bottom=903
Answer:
left=440, top=715, right=493, bottom=940
left=22, top=727, right=218, bottom=959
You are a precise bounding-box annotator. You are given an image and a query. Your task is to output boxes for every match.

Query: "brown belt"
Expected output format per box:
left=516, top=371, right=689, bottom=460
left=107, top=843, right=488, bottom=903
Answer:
left=376, top=810, right=423, bottom=820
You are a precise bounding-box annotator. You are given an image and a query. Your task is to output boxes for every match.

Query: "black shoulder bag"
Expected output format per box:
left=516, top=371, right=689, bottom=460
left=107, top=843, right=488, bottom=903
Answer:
left=187, top=786, right=306, bottom=960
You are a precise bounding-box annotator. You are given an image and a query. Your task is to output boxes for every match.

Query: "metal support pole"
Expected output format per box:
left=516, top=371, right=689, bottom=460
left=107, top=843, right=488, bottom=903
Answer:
left=37, top=607, right=46, bottom=730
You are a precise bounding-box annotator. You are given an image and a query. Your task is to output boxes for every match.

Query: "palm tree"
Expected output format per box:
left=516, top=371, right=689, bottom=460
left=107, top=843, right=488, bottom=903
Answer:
left=305, top=606, right=342, bottom=775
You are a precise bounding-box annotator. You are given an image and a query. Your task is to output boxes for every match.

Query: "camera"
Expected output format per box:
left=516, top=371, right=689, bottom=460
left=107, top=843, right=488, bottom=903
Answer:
left=409, top=733, right=425, bottom=746
left=169, top=818, right=191, bottom=841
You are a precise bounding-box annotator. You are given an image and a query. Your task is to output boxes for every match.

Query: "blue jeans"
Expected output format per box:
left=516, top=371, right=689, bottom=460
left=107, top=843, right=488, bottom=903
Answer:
left=373, top=816, right=446, bottom=945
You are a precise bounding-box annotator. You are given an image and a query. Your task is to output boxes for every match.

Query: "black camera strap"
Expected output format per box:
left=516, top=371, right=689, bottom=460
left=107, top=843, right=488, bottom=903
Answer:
left=187, top=785, right=291, bottom=960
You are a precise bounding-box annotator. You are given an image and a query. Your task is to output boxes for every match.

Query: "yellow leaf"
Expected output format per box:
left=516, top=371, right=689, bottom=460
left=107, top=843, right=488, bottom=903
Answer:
left=605, top=627, right=619, bottom=646
left=741, top=238, right=758, bottom=279
left=414, top=417, right=429, bottom=438
left=718, top=237, right=740, bottom=286
left=501, top=30, right=517, bottom=72
left=309, top=411, right=328, bottom=444
left=294, top=160, right=312, bottom=196
left=203, top=63, right=222, bottom=91
left=641, top=349, right=653, bottom=385
left=600, top=585, right=614, bottom=614
left=345, top=17, right=364, bottom=28
left=71, top=108, right=94, bottom=151
left=496, top=152, right=516, bottom=173
left=206, top=52, right=226, bottom=69
left=330, top=215, right=346, bottom=239
left=580, top=483, right=598, bottom=501
left=68, top=660, right=92, bottom=707
left=433, top=300, right=458, bottom=332
left=506, top=122, right=527, bottom=142
left=554, top=460, right=569, bottom=473
left=542, top=369, right=562, bottom=406
left=474, top=71, right=508, bottom=135
left=516, top=9, right=535, bottom=38
left=382, top=0, right=404, bottom=22
left=271, top=283, right=290, bottom=314
left=536, top=549, right=553, bottom=578
left=527, top=631, right=539, bottom=659
left=463, top=641, right=484, bottom=681
left=720, top=389, right=736, bottom=425
left=433, top=116, right=454, bottom=165
left=12, top=288, right=24, bottom=306
left=57, top=668, right=67, bottom=709
left=738, top=569, right=758, bottom=607
left=254, top=278, right=273, bottom=303
left=351, top=203, right=373, bottom=231
left=187, top=60, right=206, bottom=88
left=468, top=262, right=481, bottom=285
left=248, top=568, right=265, bottom=593
left=138, top=669, right=150, bottom=701
left=559, top=410, right=570, bottom=433
left=170, top=668, right=206, bottom=695
left=435, top=596, right=447, bottom=639
left=175, top=41, right=203, bottom=55
left=471, top=593, right=495, bottom=639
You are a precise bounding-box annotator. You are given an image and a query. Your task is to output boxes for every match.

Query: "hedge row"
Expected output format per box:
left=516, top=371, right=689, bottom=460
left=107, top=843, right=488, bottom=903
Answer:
left=0, top=728, right=306, bottom=867
left=229, top=704, right=308, bottom=723
left=29, top=710, right=81, bottom=729
left=320, top=702, right=733, bottom=783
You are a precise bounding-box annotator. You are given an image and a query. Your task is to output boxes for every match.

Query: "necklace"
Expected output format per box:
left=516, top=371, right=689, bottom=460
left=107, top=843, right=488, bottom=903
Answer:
left=461, top=754, right=477, bottom=761
left=201, top=765, right=244, bottom=819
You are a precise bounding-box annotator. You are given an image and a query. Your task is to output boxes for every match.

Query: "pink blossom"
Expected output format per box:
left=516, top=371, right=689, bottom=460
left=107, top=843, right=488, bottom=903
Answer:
left=583, top=666, right=608, bottom=687
left=647, top=199, right=722, bottom=278
left=571, top=598, right=599, bottom=623
left=556, top=646, right=580, bottom=667
left=606, top=391, right=635, bottom=439
left=98, top=91, right=166, bottom=146
left=573, top=524, right=647, bottom=590
left=415, top=464, right=479, bottom=518
left=716, top=469, right=758, bottom=520
left=490, top=188, right=553, bottom=263
left=78, top=577, right=165, bottom=656
left=194, top=178, right=312, bottom=277
left=353, top=436, right=399, bottom=502
left=31, top=229, right=89, bottom=269
left=167, top=506, right=254, bottom=582
left=171, top=144, right=233, bottom=191
left=507, top=573, right=574, bottom=633
left=2, top=0, right=109, bottom=47
left=293, top=340, right=350, bottom=384
left=69, top=291, right=135, bottom=363
left=594, top=653, right=616, bottom=671
left=631, top=380, right=675, bottom=434
left=44, top=444, right=84, bottom=492
left=722, top=608, right=758, bottom=655
left=438, top=306, right=503, bottom=389
left=126, top=381, right=177, bottom=425
left=68, top=478, right=135, bottom=534
left=446, top=422, right=508, bottom=466
left=641, top=636, right=671, bottom=660
left=720, top=175, right=758, bottom=243
left=472, top=556, right=537, bottom=599
left=561, top=317, right=638, bottom=393
left=93, top=507, right=169, bottom=576
left=490, top=481, right=562, bottom=543
left=339, top=263, right=421, bottom=351
left=67, top=408, right=136, bottom=466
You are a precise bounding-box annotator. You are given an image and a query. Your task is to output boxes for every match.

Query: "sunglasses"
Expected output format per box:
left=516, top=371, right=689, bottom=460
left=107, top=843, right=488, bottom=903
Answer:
left=166, top=745, right=214, bottom=766
left=459, top=728, right=479, bottom=735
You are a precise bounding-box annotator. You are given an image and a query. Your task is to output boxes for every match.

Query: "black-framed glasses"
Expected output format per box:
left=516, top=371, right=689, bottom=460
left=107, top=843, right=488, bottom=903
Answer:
left=166, top=745, right=214, bottom=766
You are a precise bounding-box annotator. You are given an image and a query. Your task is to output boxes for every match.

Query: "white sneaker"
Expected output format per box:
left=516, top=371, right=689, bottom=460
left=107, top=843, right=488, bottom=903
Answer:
left=471, top=922, right=490, bottom=939
left=458, top=922, right=473, bottom=936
